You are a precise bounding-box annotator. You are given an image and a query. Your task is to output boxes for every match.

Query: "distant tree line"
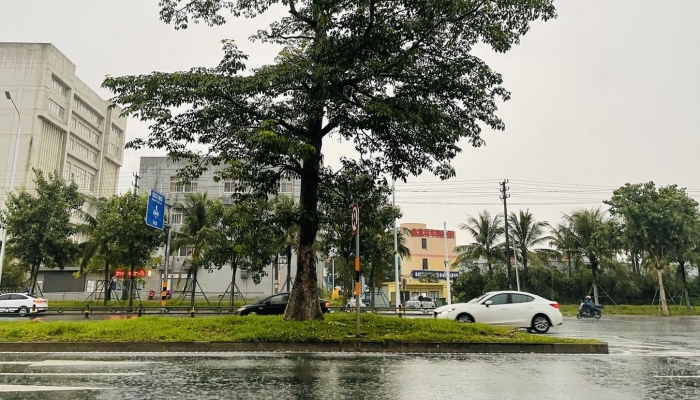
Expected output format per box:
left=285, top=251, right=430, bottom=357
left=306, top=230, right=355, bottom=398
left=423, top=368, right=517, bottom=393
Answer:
left=452, top=182, right=700, bottom=316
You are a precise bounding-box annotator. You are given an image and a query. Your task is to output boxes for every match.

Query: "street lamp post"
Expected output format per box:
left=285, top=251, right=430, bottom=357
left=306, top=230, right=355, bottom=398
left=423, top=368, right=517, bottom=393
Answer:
left=0, top=91, right=22, bottom=286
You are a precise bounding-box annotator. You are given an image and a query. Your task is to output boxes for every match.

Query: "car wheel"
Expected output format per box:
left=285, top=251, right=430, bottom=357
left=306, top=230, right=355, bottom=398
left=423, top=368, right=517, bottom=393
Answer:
left=248, top=311, right=257, bottom=316
left=456, top=313, right=474, bottom=323
left=531, top=314, right=551, bottom=334
left=18, top=307, right=28, bottom=317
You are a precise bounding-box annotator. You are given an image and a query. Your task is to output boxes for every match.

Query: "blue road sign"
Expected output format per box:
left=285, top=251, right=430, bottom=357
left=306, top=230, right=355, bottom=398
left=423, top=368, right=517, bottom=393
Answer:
left=146, top=189, right=166, bottom=230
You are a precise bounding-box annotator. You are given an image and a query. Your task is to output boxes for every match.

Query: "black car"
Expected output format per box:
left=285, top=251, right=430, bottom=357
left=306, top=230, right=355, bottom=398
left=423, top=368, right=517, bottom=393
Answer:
left=237, top=292, right=330, bottom=316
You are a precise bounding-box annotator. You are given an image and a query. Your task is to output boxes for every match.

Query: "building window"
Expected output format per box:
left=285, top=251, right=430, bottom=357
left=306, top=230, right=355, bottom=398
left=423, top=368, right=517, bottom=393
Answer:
left=111, top=124, right=122, bottom=137
left=421, top=238, right=427, bottom=250
left=422, top=258, right=428, bottom=270
left=88, top=151, right=97, bottom=162
left=223, top=181, right=235, bottom=193
left=73, top=119, right=100, bottom=144
left=52, top=76, right=67, bottom=96
left=108, top=142, right=120, bottom=158
left=430, top=290, right=439, bottom=300
left=47, top=99, right=65, bottom=118
left=63, top=162, right=72, bottom=181
left=178, top=246, right=193, bottom=257
left=170, top=213, right=183, bottom=225
left=170, top=177, right=197, bottom=193
left=72, top=96, right=102, bottom=127
left=65, top=164, right=93, bottom=191
left=279, top=178, right=294, bottom=193
left=68, top=139, right=74, bottom=150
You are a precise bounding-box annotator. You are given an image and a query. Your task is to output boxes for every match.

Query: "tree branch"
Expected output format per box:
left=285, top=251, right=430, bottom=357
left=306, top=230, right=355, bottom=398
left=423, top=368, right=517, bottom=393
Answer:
left=288, top=0, right=317, bottom=29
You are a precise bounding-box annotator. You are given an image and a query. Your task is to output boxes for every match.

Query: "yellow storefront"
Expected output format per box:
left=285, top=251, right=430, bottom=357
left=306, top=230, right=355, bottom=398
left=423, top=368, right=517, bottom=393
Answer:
left=387, top=223, right=459, bottom=305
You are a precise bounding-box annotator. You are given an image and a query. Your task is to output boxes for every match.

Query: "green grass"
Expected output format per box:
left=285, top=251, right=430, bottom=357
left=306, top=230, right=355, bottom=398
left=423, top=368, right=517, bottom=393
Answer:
left=560, top=304, right=700, bottom=317
left=0, top=314, right=596, bottom=344
left=46, top=300, right=247, bottom=309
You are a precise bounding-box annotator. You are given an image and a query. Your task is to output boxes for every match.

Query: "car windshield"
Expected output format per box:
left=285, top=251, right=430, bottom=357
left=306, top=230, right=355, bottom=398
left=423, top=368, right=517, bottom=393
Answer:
left=468, top=293, right=491, bottom=304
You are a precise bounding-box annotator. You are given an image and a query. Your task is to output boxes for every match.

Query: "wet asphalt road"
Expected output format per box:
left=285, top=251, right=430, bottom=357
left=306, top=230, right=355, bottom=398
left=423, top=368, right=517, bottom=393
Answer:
left=0, top=316, right=698, bottom=399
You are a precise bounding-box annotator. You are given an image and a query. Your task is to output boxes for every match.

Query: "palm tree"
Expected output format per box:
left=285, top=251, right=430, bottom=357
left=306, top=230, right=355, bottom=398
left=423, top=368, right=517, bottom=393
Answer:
left=508, top=210, right=551, bottom=274
left=171, top=193, right=216, bottom=308
left=455, top=210, right=504, bottom=276
left=560, top=207, right=616, bottom=305
left=548, top=222, right=580, bottom=277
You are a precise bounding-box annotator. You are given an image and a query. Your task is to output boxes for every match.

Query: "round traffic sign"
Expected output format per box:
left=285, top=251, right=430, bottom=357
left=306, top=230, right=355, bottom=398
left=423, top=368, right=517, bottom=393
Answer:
left=351, top=203, right=359, bottom=234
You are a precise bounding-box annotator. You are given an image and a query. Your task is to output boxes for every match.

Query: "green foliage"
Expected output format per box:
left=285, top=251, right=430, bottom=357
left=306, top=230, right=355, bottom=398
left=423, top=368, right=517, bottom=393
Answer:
left=171, top=193, right=218, bottom=273
left=103, top=0, right=556, bottom=319
left=0, top=314, right=593, bottom=344
left=205, top=197, right=278, bottom=284
left=455, top=210, right=505, bottom=275
left=1, top=169, right=83, bottom=293
left=508, top=209, right=551, bottom=272
left=316, top=164, right=408, bottom=302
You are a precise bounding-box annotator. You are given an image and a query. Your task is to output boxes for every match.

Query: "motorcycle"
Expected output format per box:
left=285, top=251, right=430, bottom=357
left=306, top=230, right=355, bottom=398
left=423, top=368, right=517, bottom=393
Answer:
left=577, top=302, right=602, bottom=319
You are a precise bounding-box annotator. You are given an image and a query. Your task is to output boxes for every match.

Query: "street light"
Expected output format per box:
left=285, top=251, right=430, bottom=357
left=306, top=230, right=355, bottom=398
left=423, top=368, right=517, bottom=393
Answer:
left=0, top=91, right=22, bottom=286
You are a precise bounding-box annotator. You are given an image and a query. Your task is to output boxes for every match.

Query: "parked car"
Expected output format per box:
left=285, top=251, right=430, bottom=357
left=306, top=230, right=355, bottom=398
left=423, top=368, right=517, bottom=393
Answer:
left=237, top=293, right=330, bottom=316
left=404, top=295, right=436, bottom=310
left=432, top=290, right=563, bottom=333
left=0, top=293, right=48, bottom=316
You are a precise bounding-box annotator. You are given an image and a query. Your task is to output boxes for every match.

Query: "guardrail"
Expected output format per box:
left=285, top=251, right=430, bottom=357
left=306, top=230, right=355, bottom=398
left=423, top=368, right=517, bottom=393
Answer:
left=11, top=305, right=437, bottom=319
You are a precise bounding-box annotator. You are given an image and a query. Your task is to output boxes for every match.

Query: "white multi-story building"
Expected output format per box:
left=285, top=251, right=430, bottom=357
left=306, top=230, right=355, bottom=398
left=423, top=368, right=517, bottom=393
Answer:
left=0, top=43, right=125, bottom=201
left=0, top=43, right=126, bottom=293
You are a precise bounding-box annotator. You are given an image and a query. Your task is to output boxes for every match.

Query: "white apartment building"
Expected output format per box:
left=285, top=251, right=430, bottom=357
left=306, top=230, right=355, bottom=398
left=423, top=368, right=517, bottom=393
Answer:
left=0, top=43, right=126, bottom=293
left=0, top=43, right=125, bottom=202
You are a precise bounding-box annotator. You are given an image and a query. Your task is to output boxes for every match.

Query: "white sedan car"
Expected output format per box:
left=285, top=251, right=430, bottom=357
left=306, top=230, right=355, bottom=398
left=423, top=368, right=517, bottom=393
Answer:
left=433, top=291, right=563, bottom=333
left=0, top=293, right=48, bottom=316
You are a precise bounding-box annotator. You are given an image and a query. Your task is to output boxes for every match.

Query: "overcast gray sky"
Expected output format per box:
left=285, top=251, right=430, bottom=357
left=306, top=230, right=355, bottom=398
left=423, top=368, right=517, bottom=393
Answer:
left=3, top=0, right=700, bottom=245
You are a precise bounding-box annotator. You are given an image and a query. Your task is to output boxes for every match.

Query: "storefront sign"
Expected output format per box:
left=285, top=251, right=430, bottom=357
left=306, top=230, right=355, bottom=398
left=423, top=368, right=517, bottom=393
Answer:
left=411, top=270, right=459, bottom=280
left=410, top=228, right=455, bottom=239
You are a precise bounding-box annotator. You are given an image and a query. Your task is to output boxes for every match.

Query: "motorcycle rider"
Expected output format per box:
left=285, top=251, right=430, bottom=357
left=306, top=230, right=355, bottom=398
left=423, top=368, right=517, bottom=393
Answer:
left=581, top=295, right=597, bottom=315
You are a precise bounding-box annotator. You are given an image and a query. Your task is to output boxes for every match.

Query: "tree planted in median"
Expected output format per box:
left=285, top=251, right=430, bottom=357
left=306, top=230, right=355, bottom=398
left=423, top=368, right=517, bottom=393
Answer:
left=1, top=170, right=83, bottom=294
left=104, top=0, right=556, bottom=320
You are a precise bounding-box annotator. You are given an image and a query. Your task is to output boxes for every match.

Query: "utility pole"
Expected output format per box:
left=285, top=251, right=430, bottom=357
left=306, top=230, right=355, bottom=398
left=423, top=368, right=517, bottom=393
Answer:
left=162, top=202, right=173, bottom=308
left=500, top=180, right=512, bottom=286
left=443, top=221, right=451, bottom=305
left=132, top=173, right=140, bottom=194
left=393, top=179, right=401, bottom=313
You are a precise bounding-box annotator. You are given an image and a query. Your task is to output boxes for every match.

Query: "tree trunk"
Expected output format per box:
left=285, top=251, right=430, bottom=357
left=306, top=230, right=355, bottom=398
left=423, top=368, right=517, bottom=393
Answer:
left=656, top=261, right=670, bottom=317
left=678, top=261, right=691, bottom=312
left=229, top=257, right=237, bottom=308
left=103, top=260, right=110, bottom=306
left=591, top=261, right=599, bottom=305
left=286, top=245, right=292, bottom=291
left=273, top=253, right=279, bottom=294
left=128, top=263, right=135, bottom=310
left=369, top=262, right=375, bottom=308
left=29, top=263, right=40, bottom=296
left=284, top=135, right=323, bottom=321
left=190, top=267, right=198, bottom=310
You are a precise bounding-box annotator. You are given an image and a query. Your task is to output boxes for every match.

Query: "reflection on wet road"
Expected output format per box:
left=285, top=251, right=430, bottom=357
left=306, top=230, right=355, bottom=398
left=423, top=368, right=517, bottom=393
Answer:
left=0, top=316, right=698, bottom=399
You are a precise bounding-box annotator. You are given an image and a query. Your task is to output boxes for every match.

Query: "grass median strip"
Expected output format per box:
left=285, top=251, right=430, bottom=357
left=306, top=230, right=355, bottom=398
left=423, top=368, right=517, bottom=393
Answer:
left=559, top=304, right=700, bottom=317
left=0, top=314, right=595, bottom=344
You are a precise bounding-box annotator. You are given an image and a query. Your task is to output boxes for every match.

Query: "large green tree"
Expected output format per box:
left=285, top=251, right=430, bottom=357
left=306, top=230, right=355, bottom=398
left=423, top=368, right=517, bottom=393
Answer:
left=103, top=0, right=556, bottom=320
left=2, top=170, right=83, bottom=294
left=606, top=182, right=700, bottom=317
left=94, top=192, right=166, bottom=309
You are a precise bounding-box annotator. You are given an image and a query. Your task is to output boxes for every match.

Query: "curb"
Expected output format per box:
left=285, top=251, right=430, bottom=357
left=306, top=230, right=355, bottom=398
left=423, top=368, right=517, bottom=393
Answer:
left=0, top=341, right=608, bottom=354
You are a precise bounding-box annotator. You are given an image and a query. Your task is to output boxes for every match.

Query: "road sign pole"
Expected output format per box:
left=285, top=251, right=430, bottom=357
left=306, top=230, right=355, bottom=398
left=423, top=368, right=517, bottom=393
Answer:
left=162, top=203, right=172, bottom=307
left=351, top=203, right=360, bottom=337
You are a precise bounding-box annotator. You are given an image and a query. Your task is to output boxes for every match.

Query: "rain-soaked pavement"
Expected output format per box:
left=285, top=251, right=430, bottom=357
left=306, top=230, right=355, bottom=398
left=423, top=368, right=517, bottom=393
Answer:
left=0, top=316, right=699, bottom=399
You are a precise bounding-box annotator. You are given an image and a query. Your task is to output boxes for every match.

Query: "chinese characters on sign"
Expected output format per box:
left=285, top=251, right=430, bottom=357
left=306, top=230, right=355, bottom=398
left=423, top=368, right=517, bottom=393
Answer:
left=114, top=269, right=147, bottom=278
left=410, top=228, right=455, bottom=239
left=411, top=270, right=460, bottom=280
